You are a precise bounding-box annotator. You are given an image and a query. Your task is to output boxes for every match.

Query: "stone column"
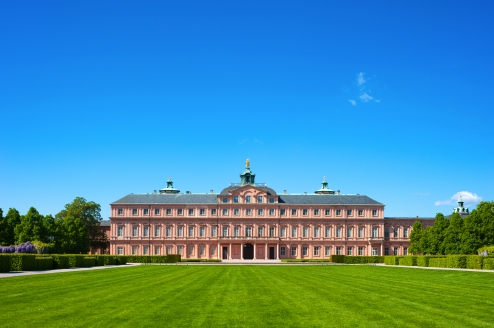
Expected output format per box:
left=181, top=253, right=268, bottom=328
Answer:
left=276, top=243, right=279, bottom=260
left=254, top=243, right=257, bottom=259
left=264, top=243, right=267, bottom=260
left=241, top=243, right=244, bottom=260
left=229, top=243, right=232, bottom=260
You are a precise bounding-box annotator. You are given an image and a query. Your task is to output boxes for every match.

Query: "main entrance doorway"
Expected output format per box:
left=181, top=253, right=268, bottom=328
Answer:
left=269, top=247, right=275, bottom=260
left=222, top=246, right=228, bottom=260
left=243, top=243, right=253, bottom=259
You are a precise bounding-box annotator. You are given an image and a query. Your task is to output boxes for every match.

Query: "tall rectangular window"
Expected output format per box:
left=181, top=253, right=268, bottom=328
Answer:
left=303, top=227, right=308, bottom=238
left=314, top=209, right=319, bottom=215
left=358, top=227, right=364, bottom=238
left=144, top=209, right=149, bottom=215
left=132, top=209, right=138, bottom=215
left=234, top=226, right=239, bottom=237
left=132, top=226, right=138, bottom=237
left=372, top=227, right=378, bottom=238
left=200, top=209, right=205, bottom=215
left=222, top=209, right=228, bottom=215
left=384, top=227, right=390, bottom=238
left=347, top=247, right=353, bottom=255
left=291, top=209, right=297, bottom=216
left=200, top=245, right=205, bottom=256
left=303, top=209, right=308, bottom=216
left=281, top=227, right=286, bottom=237
left=166, top=226, right=171, bottom=237
left=154, top=246, right=160, bottom=255
left=246, top=227, right=252, bottom=237
left=118, top=209, right=123, bottom=215
left=394, top=247, right=399, bottom=255
left=222, top=226, right=228, bottom=237
left=154, top=226, right=160, bottom=237
left=403, top=228, right=408, bottom=238
left=143, top=246, right=149, bottom=255
left=269, top=226, right=275, bottom=237
left=246, top=209, right=251, bottom=216
left=325, top=226, right=331, bottom=238
left=188, top=226, right=194, bottom=237
left=336, top=227, right=342, bottom=237
left=385, top=247, right=389, bottom=255
left=394, top=228, right=398, bottom=238
left=325, top=209, right=330, bottom=216
left=291, top=246, right=297, bottom=256
left=314, top=227, right=319, bottom=237
left=314, top=247, right=320, bottom=256
left=347, top=210, right=352, bottom=216
left=211, top=209, right=217, bottom=215
left=280, top=247, right=286, bottom=256
left=404, top=247, right=408, bottom=255
left=143, top=226, right=149, bottom=237
left=291, top=227, right=297, bottom=237
left=372, top=209, right=377, bottom=216
left=234, top=196, right=239, bottom=203
left=258, top=226, right=263, bottom=237
left=325, top=246, right=331, bottom=256
left=211, top=226, right=217, bottom=237
left=132, top=246, right=138, bottom=255
left=177, top=246, right=183, bottom=255
left=372, top=247, right=378, bottom=256
left=258, top=209, right=263, bottom=216
left=177, top=226, right=183, bottom=237
left=234, top=209, right=239, bottom=215
left=358, top=247, right=364, bottom=256
left=246, top=196, right=251, bottom=203
left=336, top=209, right=341, bottom=216
left=336, top=247, right=342, bottom=255
left=347, top=227, right=353, bottom=238
left=257, top=196, right=263, bottom=203
left=154, top=208, right=160, bottom=215
left=166, top=246, right=172, bottom=255
left=188, top=245, right=194, bottom=256
left=117, top=247, right=123, bottom=255
left=358, top=209, right=363, bottom=216
left=118, top=226, right=123, bottom=236
left=269, top=209, right=275, bottom=216
left=303, top=247, right=308, bottom=256
left=280, top=209, right=286, bottom=215
left=166, top=209, right=171, bottom=215
left=177, top=209, right=183, bottom=215
left=200, top=226, right=205, bottom=237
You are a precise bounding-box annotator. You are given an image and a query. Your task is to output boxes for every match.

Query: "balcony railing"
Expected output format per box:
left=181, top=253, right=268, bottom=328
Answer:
left=218, top=236, right=279, bottom=240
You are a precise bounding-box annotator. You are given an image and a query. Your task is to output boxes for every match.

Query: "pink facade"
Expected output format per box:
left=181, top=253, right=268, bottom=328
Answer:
left=109, top=165, right=434, bottom=259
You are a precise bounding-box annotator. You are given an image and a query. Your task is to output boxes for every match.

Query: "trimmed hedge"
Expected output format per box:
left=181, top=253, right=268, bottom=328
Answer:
left=0, top=255, right=11, bottom=272
left=483, top=258, right=494, bottom=270
left=446, top=255, right=467, bottom=269
left=384, top=256, right=402, bottom=265
left=68, top=255, right=85, bottom=268
left=83, top=257, right=96, bottom=267
left=34, top=257, right=53, bottom=270
left=115, top=256, right=127, bottom=265
left=429, top=258, right=448, bottom=268
left=281, top=259, right=330, bottom=262
left=399, top=256, right=417, bottom=266
left=330, top=255, right=345, bottom=263
left=51, top=255, right=70, bottom=269
left=344, top=256, right=384, bottom=264
left=466, top=256, right=483, bottom=270
left=181, top=259, right=221, bottom=262
left=126, top=255, right=181, bottom=264
left=10, top=254, right=36, bottom=271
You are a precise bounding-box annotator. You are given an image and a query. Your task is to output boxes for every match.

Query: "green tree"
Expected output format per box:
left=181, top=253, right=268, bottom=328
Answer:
left=441, top=213, right=464, bottom=254
left=409, top=221, right=423, bottom=255
left=14, top=207, right=50, bottom=244
left=427, top=213, right=449, bottom=255
left=54, top=216, right=89, bottom=254
left=419, top=226, right=433, bottom=255
left=462, top=201, right=494, bottom=253
left=0, top=208, right=21, bottom=246
left=55, top=197, right=106, bottom=251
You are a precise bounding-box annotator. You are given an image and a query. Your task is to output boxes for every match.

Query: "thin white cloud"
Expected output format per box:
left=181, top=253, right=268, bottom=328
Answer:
left=414, top=192, right=430, bottom=196
left=348, top=99, right=356, bottom=106
left=434, top=191, right=482, bottom=206
left=238, top=138, right=249, bottom=145
left=359, top=92, right=373, bottom=102
left=254, top=138, right=263, bottom=144
left=357, top=72, right=366, bottom=86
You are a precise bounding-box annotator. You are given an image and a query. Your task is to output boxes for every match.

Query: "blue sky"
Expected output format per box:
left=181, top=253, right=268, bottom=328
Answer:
left=1, top=1, right=493, bottom=220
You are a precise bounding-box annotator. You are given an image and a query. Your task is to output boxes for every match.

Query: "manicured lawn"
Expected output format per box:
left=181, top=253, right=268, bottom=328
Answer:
left=1, top=265, right=493, bottom=327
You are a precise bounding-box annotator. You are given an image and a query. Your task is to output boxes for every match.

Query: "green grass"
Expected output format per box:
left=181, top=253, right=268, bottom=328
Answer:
left=1, top=266, right=493, bottom=327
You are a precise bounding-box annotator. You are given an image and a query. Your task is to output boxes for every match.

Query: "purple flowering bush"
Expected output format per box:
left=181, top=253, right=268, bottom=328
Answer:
left=0, top=241, right=37, bottom=254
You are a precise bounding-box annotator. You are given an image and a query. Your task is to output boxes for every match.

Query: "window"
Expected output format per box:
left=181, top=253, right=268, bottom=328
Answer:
left=358, top=209, right=363, bottom=216
left=210, top=245, right=216, bottom=255
left=234, top=196, right=239, bottom=203
left=291, top=246, right=297, bottom=256
left=118, top=226, right=123, bottom=236
left=143, top=226, right=149, bottom=237
left=325, top=209, right=330, bottom=216
left=222, top=209, right=228, bottom=215
left=200, top=209, right=205, bottom=215
left=393, top=228, right=398, bottom=238
left=280, top=247, right=286, bottom=256
left=222, top=198, right=228, bottom=203
left=314, top=209, right=319, bottom=215
left=188, top=226, right=194, bottom=237
left=257, top=196, right=263, bottom=203
left=291, top=227, right=297, bottom=237
left=372, top=247, right=378, bottom=256
left=291, top=209, right=297, bottom=216
left=269, top=198, right=274, bottom=203
left=222, top=226, right=228, bottom=237
left=258, top=227, right=263, bottom=237
left=358, top=247, right=364, bottom=256
left=314, top=246, right=320, bottom=256
left=143, top=246, right=149, bottom=255
left=281, top=227, right=286, bottom=237
left=384, top=227, right=389, bottom=238
left=144, top=208, right=149, bottom=215
left=178, top=209, right=183, bottom=215
left=200, top=226, right=205, bottom=237
left=166, top=246, right=172, bottom=255
left=234, top=209, right=239, bottom=215
left=347, top=210, right=352, bottom=216
left=246, top=196, right=251, bottom=203
left=393, top=247, right=399, bottom=255
left=211, top=226, right=217, bottom=237
left=132, top=209, right=138, bottom=215
left=403, top=228, right=408, bottom=238
left=372, top=227, right=378, bottom=238
left=347, top=247, right=353, bottom=255
left=166, top=209, right=171, bottom=215
left=372, top=209, right=377, bottom=216
left=246, top=227, right=252, bottom=237
left=269, top=226, right=275, bottom=237
left=384, top=247, right=389, bottom=255
left=303, top=209, right=308, bottom=216
left=200, top=245, right=205, bottom=256
left=336, top=227, right=342, bottom=237
left=325, top=226, right=331, bottom=238
left=269, top=209, right=275, bottom=216
left=177, top=246, right=183, bottom=255
left=211, top=209, right=217, bottom=215
left=246, top=209, right=251, bottom=215
left=303, top=227, right=308, bottom=238
left=325, top=246, right=331, bottom=256
left=336, top=247, right=342, bottom=255
left=336, top=209, right=341, bottom=216
left=155, top=209, right=160, bottom=215
left=118, top=209, right=123, bottom=215
left=257, top=209, right=263, bottom=216
left=117, top=247, right=123, bottom=255
left=166, top=226, right=171, bottom=237
left=314, top=227, right=320, bottom=237
left=132, top=226, right=138, bottom=237
left=177, top=226, right=183, bottom=237
left=154, top=246, right=160, bottom=255
left=154, top=226, right=160, bottom=237
left=303, top=247, right=308, bottom=256
left=234, top=226, right=239, bottom=237
left=347, top=227, right=353, bottom=238
left=358, top=227, right=364, bottom=238
left=280, top=209, right=286, bottom=215
left=188, top=209, right=194, bottom=215
left=132, top=246, right=138, bottom=255
left=404, top=247, right=408, bottom=255
left=188, top=245, right=194, bottom=255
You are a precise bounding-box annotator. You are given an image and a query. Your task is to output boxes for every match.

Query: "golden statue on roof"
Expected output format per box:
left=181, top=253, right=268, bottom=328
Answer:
left=246, top=158, right=250, bottom=168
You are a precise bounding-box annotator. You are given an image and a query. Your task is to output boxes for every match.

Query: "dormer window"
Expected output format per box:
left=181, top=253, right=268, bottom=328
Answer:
left=234, top=196, right=239, bottom=203
left=246, top=196, right=251, bottom=203
left=222, top=198, right=228, bottom=203
left=257, top=196, right=263, bottom=203
left=269, top=198, right=274, bottom=203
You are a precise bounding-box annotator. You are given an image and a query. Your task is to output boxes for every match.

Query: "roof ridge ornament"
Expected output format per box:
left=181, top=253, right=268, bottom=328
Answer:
left=246, top=158, right=250, bottom=168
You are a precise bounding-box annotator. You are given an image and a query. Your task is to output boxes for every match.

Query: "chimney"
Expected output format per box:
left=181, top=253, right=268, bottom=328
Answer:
left=304, top=192, right=307, bottom=195
left=284, top=190, right=287, bottom=194
left=153, top=190, right=157, bottom=194
left=210, top=190, right=214, bottom=194
left=337, top=190, right=340, bottom=195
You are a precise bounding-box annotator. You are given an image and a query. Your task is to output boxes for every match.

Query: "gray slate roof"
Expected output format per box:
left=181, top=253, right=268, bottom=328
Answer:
left=100, top=220, right=111, bottom=226
left=220, top=186, right=277, bottom=195
left=112, top=193, right=383, bottom=206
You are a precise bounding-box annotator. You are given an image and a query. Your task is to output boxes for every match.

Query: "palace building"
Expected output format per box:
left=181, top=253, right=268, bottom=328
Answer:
left=108, top=161, right=435, bottom=259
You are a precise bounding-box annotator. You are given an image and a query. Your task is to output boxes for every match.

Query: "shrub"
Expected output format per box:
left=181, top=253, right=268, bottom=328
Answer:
left=416, top=256, right=431, bottom=267
left=166, top=255, right=181, bottom=263
left=446, top=255, right=467, bottom=269
left=330, top=255, right=345, bottom=263
left=126, top=255, right=181, bottom=264
left=115, top=256, right=127, bottom=265
left=466, top=256, right=483, bottom=270
left=384, top=256, right=402, bottom=265
left=429, top=258, right=448, bottom=268
left=399, top=256, right=417, bottom=266
left=34, top=257, right=53, bottom=270
left=343, top=256, right=384, bottom=264
left=83, top=257, right=96, bottom=267
left=483, top=258, right=494, bottom=270
left=51, top=255, right=70, bottom=269
left=0, top=255, right=11, bottom=272
left=281, top=259, right=330, bottom=262
left=10, top=254, right=36, bottom=271
left=68, top=255, right=86, bottom=268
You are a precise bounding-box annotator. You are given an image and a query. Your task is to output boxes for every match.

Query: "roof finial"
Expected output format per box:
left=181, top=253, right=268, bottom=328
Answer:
left=246, top=158, right=250, bottom=168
